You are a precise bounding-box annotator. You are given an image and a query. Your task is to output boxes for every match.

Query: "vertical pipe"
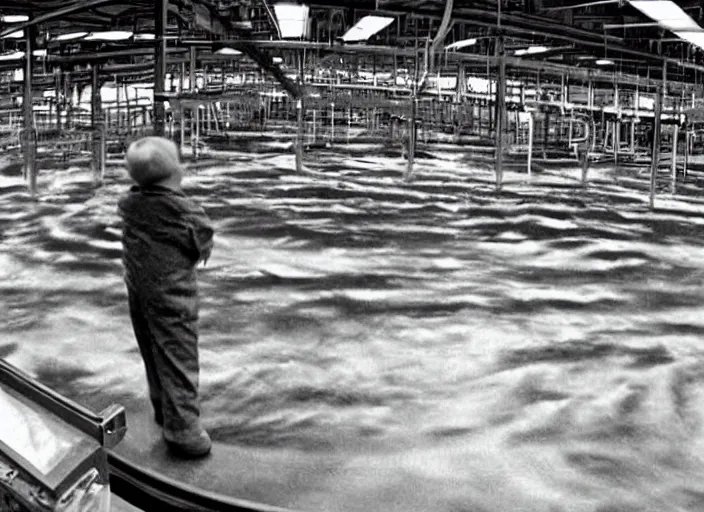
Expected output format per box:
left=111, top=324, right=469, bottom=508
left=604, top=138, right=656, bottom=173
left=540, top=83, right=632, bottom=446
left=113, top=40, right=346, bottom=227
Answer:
left=101, top=116, right=106, bottom=171
left=212, top=103, right=219, bottom=133
left=613, top=83, right=619, bottom=166
left=684, top=128, right=690, bottom=179
left=404, top=24, right=420, bottom=182
left=295, top=51, right=304, bottom=172
left=24, top=25, right=37, bottom=196
left=650, top=62, right=665, bottom=210
left=330, top=102, right=335, bottom=146
left=527, top=112, right=533, bottom=175
left=194, top=106, right=200, bottom=160
left=179, top=104, right=185, bottom=156
left=312, top=108, right=317, bottom=143
left=190, top=47, right=196, bottom=159
left=587, top=79, right=593, bottom=110
left=153, top=0, right=167, bottom=137
left=91, top=64, right=103, bottom=184
left=114, top=76, right=121, bottom=131
left=179, top=61, right=186, bottom=153
left=495, top=36, right=506, bottom=191
left=55, top=67, right=62, bottom=131
left=671, top=123, right=679, bottom=192
left=406, top=98, right=417, bottom=179
left=630, top=119, right=636, bottom=154
left=124, top=83, right=131, bottom=132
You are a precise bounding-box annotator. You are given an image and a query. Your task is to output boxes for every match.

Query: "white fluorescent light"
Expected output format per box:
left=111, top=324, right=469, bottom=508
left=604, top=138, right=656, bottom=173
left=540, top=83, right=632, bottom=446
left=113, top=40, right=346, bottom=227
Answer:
left=445, top=38, right=478, bottom=51
left=1, top=15, right=28, bottom=23
left=273, top=3, right=310, bottom=39
left=0, top=51, right=23, bottom=61
left=514, top=46, right=549, bottom=56
left=340, top=15, right=394, bottom=42
left=675, top=30, right=704, bottom=50
left=630, top=1, right=703, bottom=31
left=272, top=56, right=283, bottom=64
left=215, top=47, right=242, bottom=55
left=54, top=31, right=87, bottom=41
left=84, top=31, right=133, bottom=41
left=1, top=30, right=23, bottom=39
left=33, top=49, right=47, bottom=57
left=596, top=59, right=615, bottom=65
left=133, top=33, right=155, bottom=40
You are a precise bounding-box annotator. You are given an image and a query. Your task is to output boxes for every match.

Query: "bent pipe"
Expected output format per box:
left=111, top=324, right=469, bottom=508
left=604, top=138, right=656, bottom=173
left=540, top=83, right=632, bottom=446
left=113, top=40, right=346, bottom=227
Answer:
left=108, top=452, right=299, bottom=512
left=417, top=0, right=454, bottom=95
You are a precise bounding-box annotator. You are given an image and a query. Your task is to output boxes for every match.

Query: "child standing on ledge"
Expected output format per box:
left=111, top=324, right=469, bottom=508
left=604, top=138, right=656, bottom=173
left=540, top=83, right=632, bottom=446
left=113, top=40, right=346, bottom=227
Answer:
left=118, top=136, right=214, bottom=458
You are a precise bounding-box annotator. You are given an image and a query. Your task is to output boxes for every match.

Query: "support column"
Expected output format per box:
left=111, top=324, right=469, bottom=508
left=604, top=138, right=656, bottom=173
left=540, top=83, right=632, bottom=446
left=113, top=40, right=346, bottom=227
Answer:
left=650, top=62, right=665, bottom=210
left=153, top=0, right=167, bottom=137
left=24, top=25, right=37, bottom=196
left=495, top=36, right=506, bottom=191
left=91, top=64, right=104, bottom=184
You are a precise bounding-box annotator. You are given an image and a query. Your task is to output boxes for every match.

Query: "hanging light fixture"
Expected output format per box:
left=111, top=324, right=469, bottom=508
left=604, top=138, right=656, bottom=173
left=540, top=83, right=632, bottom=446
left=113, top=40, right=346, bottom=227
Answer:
left=53, top=32, right=88, bottom=41
left=445, top=38, right=478, bottom=51
left=339, top=15, right=394, bottom=42
left=0, top=15, right=28, bottom=23
left=514, top=46, right=549, bottom=56
left=272, top=2, right=310, bottom=39
left=215, top=47, right=242, bottom=55
left=84, top=31, right=133, bottom=41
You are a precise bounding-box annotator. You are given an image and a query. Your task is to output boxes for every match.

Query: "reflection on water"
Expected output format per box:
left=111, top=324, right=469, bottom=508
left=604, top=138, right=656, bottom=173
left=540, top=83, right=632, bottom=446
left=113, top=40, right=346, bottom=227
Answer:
left=3, top=153, right=704, bottom=510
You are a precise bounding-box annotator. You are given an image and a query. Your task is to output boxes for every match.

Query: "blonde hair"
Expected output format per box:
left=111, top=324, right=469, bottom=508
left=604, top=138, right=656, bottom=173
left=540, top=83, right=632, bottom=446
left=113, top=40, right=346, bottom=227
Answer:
left=125, top=136, right=182, bottom=186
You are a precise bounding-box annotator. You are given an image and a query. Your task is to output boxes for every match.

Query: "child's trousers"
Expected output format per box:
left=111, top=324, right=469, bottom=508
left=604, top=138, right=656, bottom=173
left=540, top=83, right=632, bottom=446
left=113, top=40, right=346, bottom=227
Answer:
left=127, top=287, right=202, bottom=434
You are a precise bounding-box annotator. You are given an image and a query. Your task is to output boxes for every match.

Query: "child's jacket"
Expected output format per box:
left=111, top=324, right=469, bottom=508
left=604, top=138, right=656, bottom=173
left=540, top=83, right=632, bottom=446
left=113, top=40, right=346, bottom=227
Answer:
left=118, top=185, right=214, bottom=308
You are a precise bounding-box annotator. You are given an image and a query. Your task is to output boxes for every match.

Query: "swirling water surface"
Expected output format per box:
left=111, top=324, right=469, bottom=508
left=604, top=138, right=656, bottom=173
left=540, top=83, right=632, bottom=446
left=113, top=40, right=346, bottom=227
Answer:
left=3, top=152, right=704, bottom=511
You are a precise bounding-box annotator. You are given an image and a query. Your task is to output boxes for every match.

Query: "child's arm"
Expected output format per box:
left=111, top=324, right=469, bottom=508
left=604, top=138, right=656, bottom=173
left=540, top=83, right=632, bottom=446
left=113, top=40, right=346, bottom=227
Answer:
left=188, top=209, right=214, bottom=265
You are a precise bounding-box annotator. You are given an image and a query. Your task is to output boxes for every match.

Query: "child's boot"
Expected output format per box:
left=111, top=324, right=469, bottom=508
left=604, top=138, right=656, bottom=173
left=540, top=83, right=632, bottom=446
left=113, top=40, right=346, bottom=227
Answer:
left=163, top=426, right=212, bottom=458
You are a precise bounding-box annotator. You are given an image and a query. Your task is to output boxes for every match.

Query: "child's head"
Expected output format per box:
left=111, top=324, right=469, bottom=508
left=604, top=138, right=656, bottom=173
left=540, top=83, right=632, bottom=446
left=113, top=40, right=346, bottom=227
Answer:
left=125, top=136, right=183, bottom=188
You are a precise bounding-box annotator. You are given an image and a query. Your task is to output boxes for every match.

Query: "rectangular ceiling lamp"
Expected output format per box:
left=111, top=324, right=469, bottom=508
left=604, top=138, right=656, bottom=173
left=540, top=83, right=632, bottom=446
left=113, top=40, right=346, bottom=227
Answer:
left=629, top=0, right=702, bottom=32
left=445, top=38, right=478, bottom=51
left=273, top=3, right=310, bottom=39
left=675, top=30, right=704, bottom=49
left=340, top=15, right=394, bottom=42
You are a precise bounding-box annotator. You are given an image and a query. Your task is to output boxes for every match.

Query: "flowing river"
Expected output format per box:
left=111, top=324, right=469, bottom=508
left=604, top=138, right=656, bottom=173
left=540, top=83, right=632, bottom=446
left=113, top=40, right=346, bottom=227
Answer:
left=3, top=150, right=704, bottom=511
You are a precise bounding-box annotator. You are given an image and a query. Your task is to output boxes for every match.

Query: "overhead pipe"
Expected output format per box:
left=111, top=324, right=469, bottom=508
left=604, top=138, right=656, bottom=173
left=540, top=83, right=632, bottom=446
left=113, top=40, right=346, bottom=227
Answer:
left=173, top=39, right=695, bottom=89
left=402, top=6, right=704, bottom=73
left=46, top=47, right=188, bottom=65
left=0, top=0, right=118, bottom=39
